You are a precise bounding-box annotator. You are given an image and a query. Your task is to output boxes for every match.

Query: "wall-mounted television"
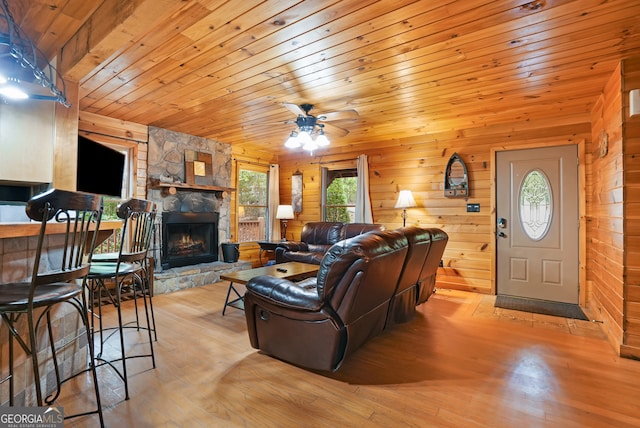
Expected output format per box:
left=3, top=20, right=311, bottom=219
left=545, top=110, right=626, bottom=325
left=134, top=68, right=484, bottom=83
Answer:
left=76, top=135, right=125, bottom=198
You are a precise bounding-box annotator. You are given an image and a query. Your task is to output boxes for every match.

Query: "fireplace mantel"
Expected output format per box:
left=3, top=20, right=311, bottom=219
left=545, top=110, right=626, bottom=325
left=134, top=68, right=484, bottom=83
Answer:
left=149, top=178, right=234, bottom=198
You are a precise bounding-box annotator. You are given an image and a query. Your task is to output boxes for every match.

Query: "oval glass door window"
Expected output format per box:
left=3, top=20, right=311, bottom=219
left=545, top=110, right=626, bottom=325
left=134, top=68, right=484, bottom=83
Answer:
left=519, top=170, right=552, bottom=240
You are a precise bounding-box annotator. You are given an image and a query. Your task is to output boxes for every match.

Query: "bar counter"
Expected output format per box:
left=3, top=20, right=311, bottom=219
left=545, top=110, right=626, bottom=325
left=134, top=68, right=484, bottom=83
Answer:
left=0, top=219, right=122, bottom=238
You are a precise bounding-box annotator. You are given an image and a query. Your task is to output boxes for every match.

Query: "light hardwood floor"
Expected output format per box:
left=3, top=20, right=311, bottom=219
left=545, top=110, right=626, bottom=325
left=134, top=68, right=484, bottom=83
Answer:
left=61, top=284, right=640, bottom=427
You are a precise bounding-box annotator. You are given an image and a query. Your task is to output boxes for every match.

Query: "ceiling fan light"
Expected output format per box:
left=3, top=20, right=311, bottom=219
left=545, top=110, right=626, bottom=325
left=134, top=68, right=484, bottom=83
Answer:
left=298, top=130, right=313, bottom=146
left=316, top=130, right=330, bottom=146
left=302, top=139, right=318, bottom=152
left=284, top=131, right=301, bottom=148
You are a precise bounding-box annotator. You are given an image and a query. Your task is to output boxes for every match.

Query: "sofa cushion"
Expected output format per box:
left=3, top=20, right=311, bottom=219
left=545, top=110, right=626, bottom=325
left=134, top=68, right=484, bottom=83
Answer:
left=307, top=243, right=333, bottom=253
left=341, top=223, right=385, bottom=239
left=300, top=222, right=343, bottom=246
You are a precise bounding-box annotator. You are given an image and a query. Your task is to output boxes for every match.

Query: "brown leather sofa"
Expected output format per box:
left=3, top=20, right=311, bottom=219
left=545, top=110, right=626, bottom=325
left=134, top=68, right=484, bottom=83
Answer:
left=274, top=221, right=385, bottom=264
left=386, top=226, right=433, bottom=326
left=244, top=226, right=448, bottom=371
left=416, top=228, right=449, bottom=305
left=385, top=227, right=449, bottom=326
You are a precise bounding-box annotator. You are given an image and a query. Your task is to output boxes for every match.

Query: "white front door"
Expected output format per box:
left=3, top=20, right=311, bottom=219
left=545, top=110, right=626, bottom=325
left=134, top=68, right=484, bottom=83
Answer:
left=496, top=145, right=579, bottom=303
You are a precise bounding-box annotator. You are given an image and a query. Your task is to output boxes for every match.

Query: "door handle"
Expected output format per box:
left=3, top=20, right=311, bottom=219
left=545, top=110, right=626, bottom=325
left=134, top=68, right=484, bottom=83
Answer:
left=498, top=217, right=507, bottom=228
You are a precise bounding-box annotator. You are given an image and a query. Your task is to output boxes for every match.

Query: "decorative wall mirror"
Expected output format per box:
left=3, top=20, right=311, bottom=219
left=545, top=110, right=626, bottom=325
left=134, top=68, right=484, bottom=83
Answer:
left=444, top=152, right=469, bottom=198
left=292, top=170, right=303, bottom=213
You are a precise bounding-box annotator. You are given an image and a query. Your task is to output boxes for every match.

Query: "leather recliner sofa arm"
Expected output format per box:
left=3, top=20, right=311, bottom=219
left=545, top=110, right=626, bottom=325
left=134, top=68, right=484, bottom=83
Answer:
left=275, top=241, right=309, bottom=264
left=276, top=241, right=309, bottom=252
left=246, top=275, right=323, bottom=311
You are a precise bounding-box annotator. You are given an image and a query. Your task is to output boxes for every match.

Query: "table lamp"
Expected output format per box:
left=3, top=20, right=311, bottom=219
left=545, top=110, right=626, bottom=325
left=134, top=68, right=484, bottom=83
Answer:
left=395, top=190, right=417, bottom=227
left=276, top=204, right=294, bottom=240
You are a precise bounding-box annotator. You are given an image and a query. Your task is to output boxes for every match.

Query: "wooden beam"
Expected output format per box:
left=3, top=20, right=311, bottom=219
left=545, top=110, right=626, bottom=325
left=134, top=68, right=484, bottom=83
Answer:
left=79, top=111, right=148, bottom=142
left=59, top=0, right=185, bottom=81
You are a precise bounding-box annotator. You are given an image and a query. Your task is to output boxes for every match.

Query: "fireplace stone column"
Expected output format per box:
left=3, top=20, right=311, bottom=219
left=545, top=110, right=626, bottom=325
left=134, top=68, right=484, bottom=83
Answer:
left=145, top=127, right=249, bottom=295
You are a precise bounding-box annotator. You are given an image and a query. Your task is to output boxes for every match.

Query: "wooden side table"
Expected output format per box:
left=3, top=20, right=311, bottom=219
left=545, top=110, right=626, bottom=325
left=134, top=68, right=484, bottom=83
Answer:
left=257, top=240, right=280, bottom=266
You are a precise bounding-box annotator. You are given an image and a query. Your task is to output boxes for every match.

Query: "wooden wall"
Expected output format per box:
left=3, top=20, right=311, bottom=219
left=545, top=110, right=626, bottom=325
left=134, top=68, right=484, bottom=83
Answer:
left=589, top=63, right=625, bottom=352
left=276, top=120, right=592, bottom=295
left=586, top=58, right=640, bottom=358
left=622, top=58, right=640, bottom=358
left=53, top=80, right=79, bottom=190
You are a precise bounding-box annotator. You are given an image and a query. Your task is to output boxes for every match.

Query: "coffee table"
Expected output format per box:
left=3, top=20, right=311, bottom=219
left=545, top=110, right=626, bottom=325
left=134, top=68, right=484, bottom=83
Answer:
left=219, top=261, right=319, bottom=315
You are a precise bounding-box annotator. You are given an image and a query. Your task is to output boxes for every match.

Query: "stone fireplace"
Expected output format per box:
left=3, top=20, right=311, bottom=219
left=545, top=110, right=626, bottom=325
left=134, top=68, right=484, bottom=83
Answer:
left=161, top=211, right=219, bottom=269
left=146, top=126, right=249, bottom=294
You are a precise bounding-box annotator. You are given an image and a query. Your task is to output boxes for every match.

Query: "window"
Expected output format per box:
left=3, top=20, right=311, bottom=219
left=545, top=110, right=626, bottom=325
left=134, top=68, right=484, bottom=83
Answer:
left=79, top=137, right=136, bottom=220
left=237, top=164, right=269, bottom=242
left=322, top=167, right=357, bottom=222
left=519, top=169, right=552, bottom=240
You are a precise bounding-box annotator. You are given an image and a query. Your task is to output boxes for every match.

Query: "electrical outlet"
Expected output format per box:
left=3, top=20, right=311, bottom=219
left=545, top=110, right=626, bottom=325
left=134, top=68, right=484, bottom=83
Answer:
left=467, top=203, right=480, bottom=212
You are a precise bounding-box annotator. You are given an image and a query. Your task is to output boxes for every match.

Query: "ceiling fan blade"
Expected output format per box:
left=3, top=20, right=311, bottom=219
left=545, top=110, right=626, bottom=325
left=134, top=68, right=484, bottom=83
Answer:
left=317, top=109, right=359, bottom=122
left=282, top=102, right=306, bottom=116
left=241, top=119, right=295, bottom=129
left=323, top=122, right=349, bottom=137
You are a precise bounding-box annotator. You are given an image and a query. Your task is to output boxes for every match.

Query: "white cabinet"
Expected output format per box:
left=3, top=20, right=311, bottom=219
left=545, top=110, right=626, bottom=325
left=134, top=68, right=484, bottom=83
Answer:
left=0, top=99, right=54, bottom=184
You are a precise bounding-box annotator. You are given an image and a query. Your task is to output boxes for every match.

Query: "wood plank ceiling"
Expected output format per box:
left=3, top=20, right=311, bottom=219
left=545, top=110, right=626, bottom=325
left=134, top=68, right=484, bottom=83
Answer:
left=8, top=0, right=640, bottom=157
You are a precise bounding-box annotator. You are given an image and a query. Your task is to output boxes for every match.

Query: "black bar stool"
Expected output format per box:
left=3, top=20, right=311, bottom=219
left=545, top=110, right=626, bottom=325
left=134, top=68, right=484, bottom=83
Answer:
left=87, top=198, right=156, bottom=400
left=0, top=189, right=104, bottom=427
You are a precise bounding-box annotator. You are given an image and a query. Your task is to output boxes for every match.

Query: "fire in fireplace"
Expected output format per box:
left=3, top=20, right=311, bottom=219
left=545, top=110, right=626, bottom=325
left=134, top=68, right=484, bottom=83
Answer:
left=161, top=212, right=219, bottom=269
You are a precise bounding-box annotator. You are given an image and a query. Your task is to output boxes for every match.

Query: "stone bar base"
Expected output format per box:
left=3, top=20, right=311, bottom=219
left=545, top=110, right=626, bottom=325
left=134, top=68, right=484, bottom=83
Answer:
left=153, top=260, right=252, bottom=295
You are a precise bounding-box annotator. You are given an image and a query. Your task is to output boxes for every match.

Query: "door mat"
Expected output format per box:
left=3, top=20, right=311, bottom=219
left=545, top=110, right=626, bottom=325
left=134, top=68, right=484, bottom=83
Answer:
left=495, top=295, right=589, bottom=321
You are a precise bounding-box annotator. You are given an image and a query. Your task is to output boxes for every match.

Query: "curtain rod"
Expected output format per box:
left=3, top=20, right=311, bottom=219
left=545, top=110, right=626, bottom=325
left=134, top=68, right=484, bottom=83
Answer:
left=233, top=158, right=273, bottom=167
left=310, top=157, right=358, bottom=165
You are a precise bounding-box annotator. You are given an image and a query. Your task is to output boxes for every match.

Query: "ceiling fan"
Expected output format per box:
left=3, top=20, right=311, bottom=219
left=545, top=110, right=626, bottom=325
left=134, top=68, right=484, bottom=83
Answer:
left=281, top=103, right=359, bottom=152
left=282, top=102, right=359, bottom=135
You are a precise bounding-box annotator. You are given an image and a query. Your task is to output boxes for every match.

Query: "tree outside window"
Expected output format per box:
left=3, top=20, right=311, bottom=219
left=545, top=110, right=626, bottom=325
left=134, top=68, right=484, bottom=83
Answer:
left=323, top=168, right=357, bottom=222
left=237, top=167, right=268, bottom=242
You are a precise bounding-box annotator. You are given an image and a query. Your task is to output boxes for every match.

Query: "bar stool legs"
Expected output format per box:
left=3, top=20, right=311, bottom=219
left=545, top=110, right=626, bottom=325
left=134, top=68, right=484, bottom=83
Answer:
left=1, top=298, right=104, bottom=426
left=89, top=272, right=156, bottom=401
left=87, top=198, right=157, bottom=401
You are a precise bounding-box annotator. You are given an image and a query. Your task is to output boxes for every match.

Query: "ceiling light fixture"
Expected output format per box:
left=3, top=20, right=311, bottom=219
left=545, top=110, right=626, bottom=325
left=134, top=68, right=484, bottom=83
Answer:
left=0, top=0, right=70, bottom=107
left=283, top=104, right=330, bottom=153
left=0, top=76, right=27, bottom=99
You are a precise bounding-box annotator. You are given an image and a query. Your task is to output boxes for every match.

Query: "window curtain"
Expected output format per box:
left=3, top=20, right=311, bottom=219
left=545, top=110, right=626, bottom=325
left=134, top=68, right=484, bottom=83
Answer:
left=355, top=154, right=373, bottom=223
left=268, top=164, right=280, bottom=241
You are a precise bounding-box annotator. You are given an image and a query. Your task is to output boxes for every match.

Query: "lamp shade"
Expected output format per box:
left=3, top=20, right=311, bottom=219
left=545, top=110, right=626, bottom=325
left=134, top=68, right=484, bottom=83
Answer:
left=395, top=190, right=417, bottom=209
left=284, top=131, right=301, bottom=148
left=316, top=130, right=330, bottom=146
left=276, top=205, right=295, bottom=219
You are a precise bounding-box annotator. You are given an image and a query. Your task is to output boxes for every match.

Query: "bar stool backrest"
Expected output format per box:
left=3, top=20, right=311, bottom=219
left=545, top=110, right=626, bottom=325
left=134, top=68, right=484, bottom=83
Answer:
left=25, top=188, right=103, bottom=297
left=115, top=198, right=156, bottom=264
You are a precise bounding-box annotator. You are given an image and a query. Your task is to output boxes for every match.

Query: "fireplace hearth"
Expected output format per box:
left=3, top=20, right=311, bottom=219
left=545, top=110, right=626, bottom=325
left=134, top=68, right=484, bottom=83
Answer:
left=162, top=212, right=219, bottom=269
